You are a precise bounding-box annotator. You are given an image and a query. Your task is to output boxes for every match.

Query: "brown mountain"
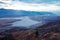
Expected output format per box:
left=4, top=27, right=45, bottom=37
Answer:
left=0, top=20, right=60, bottom=40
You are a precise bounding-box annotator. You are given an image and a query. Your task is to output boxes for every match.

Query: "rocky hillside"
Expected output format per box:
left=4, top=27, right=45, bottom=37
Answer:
left=0, top=20, right=60, bottom=40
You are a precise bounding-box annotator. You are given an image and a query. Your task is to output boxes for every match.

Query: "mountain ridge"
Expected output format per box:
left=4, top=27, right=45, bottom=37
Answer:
left=0, top=8, right=53, bottom=18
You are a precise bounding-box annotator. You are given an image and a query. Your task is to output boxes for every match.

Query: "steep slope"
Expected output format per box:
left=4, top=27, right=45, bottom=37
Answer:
left=0, top=20, right=60, bottom=40
left=36, top=20, right=60, bottom=35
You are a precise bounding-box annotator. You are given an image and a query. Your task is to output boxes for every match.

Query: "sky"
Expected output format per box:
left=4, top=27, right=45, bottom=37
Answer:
left=0, top=0, right=60, bottom=12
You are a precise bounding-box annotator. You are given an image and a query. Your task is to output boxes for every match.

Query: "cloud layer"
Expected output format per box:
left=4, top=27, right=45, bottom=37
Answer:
left=0, top=0, right=60, bottom=11
left=20, top=0, right=60, bottom=4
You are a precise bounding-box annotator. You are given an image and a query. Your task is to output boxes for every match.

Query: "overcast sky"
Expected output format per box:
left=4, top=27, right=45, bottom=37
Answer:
left=0, top=0, right=60, bottom=11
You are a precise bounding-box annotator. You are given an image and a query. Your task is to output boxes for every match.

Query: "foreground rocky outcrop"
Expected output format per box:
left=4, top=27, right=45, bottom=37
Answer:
left=0, top=20, right=60, bottom=40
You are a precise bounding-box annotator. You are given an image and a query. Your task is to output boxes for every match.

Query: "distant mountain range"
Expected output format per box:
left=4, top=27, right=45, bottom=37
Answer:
left=0, top=8, right=53, bottom=18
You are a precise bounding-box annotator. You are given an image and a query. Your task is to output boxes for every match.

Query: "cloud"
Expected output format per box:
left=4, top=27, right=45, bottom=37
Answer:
left=0, top=0, right=60, bottom=11
left=20, top=0, right=60, bottom=4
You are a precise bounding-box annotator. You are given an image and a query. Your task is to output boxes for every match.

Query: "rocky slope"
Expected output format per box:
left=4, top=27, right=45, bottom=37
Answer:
left=0, top=20, right=60, bottom=40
